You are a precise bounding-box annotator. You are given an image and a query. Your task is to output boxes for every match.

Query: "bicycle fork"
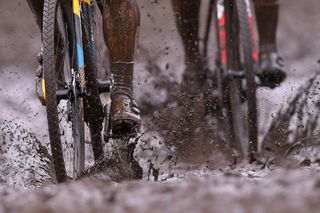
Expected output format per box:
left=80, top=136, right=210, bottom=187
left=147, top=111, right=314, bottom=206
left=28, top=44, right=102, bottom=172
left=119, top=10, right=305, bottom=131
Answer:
left=72, top=0, right=88, bottom=177
left=73, top=0, right=87, bottom=94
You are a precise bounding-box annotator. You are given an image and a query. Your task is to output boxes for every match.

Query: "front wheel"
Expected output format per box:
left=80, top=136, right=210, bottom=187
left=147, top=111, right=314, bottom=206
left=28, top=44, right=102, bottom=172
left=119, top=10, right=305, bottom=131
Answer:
left=42, top=0, right=85, bottom=181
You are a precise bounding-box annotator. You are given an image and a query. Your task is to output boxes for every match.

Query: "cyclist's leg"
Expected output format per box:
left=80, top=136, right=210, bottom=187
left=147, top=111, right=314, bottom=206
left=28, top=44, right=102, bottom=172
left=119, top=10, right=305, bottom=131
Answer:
left=171, top=0, right=205, bottom=86
left=103, top=0, right=141, bottom=134
left=254, top=0, right=286, bottom=88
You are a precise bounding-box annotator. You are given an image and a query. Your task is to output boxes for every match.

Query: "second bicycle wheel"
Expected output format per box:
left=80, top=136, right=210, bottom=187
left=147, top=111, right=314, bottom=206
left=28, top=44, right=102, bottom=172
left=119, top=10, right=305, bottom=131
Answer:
left=235, top=0, right=258, bottom=161
left=42, top=0, right=86, bottom=181
left=218, top=0, right=258, bottom=160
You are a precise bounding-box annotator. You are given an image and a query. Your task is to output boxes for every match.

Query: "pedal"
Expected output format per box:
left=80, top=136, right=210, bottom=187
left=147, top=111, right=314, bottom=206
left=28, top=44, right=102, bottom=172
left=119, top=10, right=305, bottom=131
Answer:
left=104, top=130, right=138, bottom=142
left=56, top=88, right=70, bottom=101
left=227, top=69, right=245, bottom=79
left=97, top=80, right=111, bottom=94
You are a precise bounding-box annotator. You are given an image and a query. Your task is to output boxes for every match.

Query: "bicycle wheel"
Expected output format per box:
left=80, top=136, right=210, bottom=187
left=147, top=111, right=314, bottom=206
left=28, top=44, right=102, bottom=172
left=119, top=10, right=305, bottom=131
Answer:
left=215, top=0, right=245, bottom=155
left=43, top=0, right=85, bottom=181
left=213, top=0, right=234, bottom=146
left=216, top=0, right=258, bottom=160
left=235, top=0, right=258, bottom=161
left=225, top=0, right=246, bottom=156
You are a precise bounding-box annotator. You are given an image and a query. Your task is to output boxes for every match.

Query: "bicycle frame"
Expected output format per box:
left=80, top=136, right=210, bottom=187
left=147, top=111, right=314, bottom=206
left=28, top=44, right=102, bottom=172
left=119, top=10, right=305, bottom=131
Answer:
left=41, top=0, right=111, bottom=181
left=71, top=0, right=106, bottom=91
left=215, top=0, right=259, bottom=69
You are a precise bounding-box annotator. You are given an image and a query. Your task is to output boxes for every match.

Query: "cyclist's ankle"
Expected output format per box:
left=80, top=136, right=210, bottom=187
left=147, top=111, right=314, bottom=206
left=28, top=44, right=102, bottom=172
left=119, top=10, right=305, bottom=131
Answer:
left=259, top=44, right=277, bottom=55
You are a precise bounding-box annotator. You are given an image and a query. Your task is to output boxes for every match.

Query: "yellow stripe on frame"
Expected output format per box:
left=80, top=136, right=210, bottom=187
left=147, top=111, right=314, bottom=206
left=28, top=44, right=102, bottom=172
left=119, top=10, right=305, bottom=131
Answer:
left=73, top=0, right=81, bottom=17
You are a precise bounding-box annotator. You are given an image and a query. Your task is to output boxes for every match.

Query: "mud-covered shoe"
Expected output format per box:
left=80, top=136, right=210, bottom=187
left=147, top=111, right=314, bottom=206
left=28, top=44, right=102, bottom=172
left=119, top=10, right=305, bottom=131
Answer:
left=257, top=52, right=286, bottom=88
left=111, top=94, right=141, bottom=137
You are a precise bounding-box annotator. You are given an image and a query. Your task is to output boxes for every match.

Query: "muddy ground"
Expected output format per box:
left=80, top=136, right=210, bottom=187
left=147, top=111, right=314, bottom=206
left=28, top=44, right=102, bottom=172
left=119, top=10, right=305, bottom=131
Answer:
left=0, top=168, right=319, bottom=213
left=1, top=0, right=320, bottom=212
